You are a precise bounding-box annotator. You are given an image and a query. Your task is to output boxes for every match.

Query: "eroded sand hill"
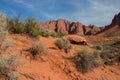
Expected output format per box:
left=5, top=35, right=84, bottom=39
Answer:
left=1, top=34, right=120, bottom=80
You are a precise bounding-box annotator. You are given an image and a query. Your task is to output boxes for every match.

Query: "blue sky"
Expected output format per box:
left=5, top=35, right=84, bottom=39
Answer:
left=0, top=0, right=120, bottom=26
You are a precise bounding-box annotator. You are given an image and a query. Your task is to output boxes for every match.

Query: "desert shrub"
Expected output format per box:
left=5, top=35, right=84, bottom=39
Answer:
left=39, top=28, right=66, bottom=38
left=94, top=45, right=103, bottom=50
left=1, top=40, right=13, bottom=52
left=49, top=30, right=57, bottom=37
left=28, top=27, right=40, bottom=38
left=39, top=28, right=57, bottom=37
left=39, top=28, right=51, bottom=37
left=92, top=51, right=103, bottom=67
left=28, top=42, right=47, bottom=59
left=39, top=28, right=66, bottom=37
left=0, top=13, right=7, bottom=27
left=112, top=41, right=120, bottom=62
left=0, top=13, right=9, bottom=53
left=55, top=38, right=71, bottom=53
left=100, top=49, right=119, bottom=65
left=0, top=13, right=20, bottom=80
left=0, top=29, right=12, bottom=53
left=100, top=43, right=120, bottom=65
left=5, top=40, right=13, bottom=48
left=0, top=28, right=8, bottom=45
left=7, top=14, right=40, bottom=38
left=25, top=18, right=40, bottom=38
left=111, top=41, right=120, bottom=53
left=111, top=40, right=120, bottom=62
left=7, top=14, right=25, bottom=34
left=0, top=53, right=19, bottom=80
left=0, top=13, right=8, bottom=40
left=56, top=32, right=67, bottom=38
left=74, top=48, right=102, bottom=73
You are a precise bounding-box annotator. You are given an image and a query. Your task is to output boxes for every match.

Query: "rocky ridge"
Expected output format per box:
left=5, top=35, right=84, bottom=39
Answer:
left=38, top=12, right=120, bottom=36
left=38, top=19, right=103, bottom=35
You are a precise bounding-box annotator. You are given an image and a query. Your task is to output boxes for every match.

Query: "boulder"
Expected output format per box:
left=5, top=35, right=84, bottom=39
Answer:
left=65, top=35, right=87, bottom=45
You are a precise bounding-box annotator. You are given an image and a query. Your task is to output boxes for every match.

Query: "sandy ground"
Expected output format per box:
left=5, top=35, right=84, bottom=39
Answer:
left=1, top=34, right=120, bottom=80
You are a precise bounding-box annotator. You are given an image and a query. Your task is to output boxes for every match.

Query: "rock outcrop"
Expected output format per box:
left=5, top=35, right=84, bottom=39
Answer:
left=65, top=35, right=87, bottom=45
left=38, top=19, right=102, bottom=35
left=38, top=12, right=120, bottom=36
left=83, top=25, right=104, bottom=35
left=110, top=12, right=120, bottom=26
left=102, top=12, right=120, bottom=31
left=98, top=12, right=120, bottom=36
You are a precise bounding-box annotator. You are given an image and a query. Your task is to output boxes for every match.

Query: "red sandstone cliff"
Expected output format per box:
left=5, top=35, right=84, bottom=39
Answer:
left=98, top=12, right=120, bottom=36
left=38, top=12, right=120, bottom=36
left=38, top=19, right=102, bottom=35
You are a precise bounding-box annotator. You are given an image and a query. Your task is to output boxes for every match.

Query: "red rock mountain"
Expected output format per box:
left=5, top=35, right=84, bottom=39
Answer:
left=110, top=12, right=120, bottom=26
left=38, top=12, right=120, bottom=36
left=98, top=12, right=120, bottom=36
left=38, top=19, right=103, bottom=35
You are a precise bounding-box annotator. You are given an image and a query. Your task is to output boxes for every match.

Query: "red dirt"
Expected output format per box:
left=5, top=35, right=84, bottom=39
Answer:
left=1, top=34, right=120, bottom=80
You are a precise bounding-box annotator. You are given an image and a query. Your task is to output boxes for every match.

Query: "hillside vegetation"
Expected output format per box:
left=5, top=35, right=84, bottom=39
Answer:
left=0, top=13, right=120, bottom=80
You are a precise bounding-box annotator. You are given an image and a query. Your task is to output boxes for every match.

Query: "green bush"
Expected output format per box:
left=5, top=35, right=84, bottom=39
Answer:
left=25, top=18, right=40, bottom=37
left=7, top=14, right=40, bottom=38
left=7, top=15, right=25, bottom=34
left=55, top=38, right=71, bottom=53
left=0, top=54, right=19, bottom=80
left=74, top=48, right=102, bottom=73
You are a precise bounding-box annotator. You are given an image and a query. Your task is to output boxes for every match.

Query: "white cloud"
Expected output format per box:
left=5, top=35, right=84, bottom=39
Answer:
left=5, top=0, right=120, bottom=26
left=88, top=0, right=120, bottom=26
left=89, top=0, right=119, bottom=12
left=13, top=0, right=35, bottom=9
left=39, top=0, right=120, bottom=26
left=67, top=0, right=120, bottom=26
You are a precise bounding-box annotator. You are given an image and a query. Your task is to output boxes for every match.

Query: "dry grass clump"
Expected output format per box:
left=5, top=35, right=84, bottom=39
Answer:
left=27, top=41, right=47, bottom=60
left=39, top=28, right=67, bottom=38
left=74, top=48, right=103, bottom=73
left=55, top=38, right=71, bottom=53
left=0, top=53, right=20, bottom=80
left=100, top=50, right=118, bottom=65
left=39, top=28, right=57, bottom=37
